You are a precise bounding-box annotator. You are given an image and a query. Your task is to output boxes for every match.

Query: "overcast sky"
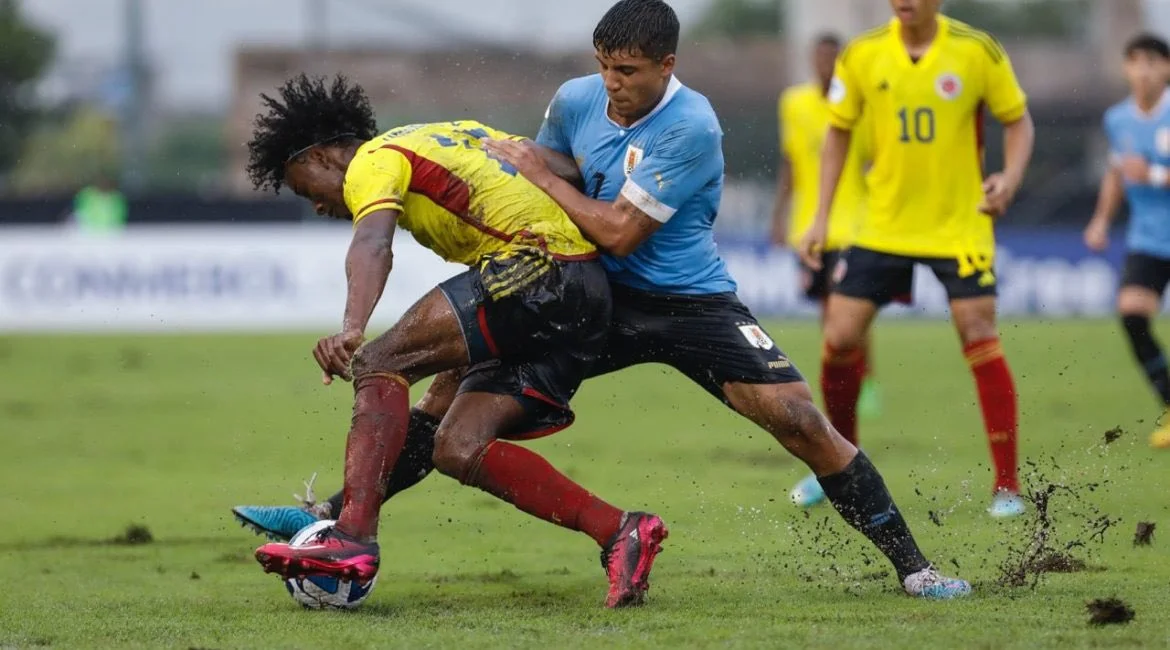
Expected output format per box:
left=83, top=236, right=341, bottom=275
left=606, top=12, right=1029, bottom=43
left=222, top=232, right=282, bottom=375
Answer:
left=22, top=0, right=712, bottom=110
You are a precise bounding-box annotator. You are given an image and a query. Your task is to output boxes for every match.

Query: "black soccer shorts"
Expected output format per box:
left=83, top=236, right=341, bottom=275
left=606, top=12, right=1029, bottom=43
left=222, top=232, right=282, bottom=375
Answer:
left=832, top=246, right=997, bottom=306
left=586, top=284, right=805, bottom=402
left=1120, top=251, right=1170, bottom=295
left=801, top=249, right=845, bottom=300
left=439, top=247, right=611, bottom=439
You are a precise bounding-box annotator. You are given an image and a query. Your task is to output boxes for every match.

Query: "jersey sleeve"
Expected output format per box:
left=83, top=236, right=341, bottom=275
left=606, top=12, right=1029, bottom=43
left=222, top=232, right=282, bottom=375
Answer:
left=535, top=82, right=576, bottom=156
left=779, top=90, right=796, bottom=158
left=826, top=50, right=864, bottom=129
left=343, top=147, right=412, bottom=225
left=983, top=41, right=1028, bottom=123
left=621, top=120, right=722, bottom=224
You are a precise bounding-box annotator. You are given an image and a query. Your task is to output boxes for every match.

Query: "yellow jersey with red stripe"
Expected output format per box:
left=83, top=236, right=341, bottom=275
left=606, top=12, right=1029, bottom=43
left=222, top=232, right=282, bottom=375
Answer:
left=343, top=121, right=596, bottom=266
left=827, top=16, right=1027, bottom=266
left=780, top=82, right=871, bottom=249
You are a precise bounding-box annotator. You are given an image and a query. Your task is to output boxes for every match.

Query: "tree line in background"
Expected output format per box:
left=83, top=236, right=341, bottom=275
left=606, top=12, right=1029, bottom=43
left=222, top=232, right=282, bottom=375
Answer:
left=0, top=0, right=1099, bottom=197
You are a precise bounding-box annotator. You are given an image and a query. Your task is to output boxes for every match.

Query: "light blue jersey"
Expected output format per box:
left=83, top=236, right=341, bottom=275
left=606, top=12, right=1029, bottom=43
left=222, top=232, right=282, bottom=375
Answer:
left=1105, top=90, right=1170, bottom=259
left=536, top=74, right=736, bottom=294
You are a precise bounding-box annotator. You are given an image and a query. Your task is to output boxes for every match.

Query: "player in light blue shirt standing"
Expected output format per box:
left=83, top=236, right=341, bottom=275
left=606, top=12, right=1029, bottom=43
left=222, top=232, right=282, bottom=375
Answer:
left=1085, top=33, right=1170, bottom=449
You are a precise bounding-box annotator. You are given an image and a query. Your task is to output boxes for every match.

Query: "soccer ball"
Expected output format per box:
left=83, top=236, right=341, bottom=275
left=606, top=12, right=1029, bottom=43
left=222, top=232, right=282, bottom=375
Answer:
left=282, top=519, right=377, bottom=610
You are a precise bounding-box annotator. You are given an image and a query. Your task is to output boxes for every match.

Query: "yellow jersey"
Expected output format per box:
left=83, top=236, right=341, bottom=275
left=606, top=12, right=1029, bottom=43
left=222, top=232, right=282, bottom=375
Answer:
left=343, top=121, right=597, bottom=266
left=827, top=16, right=1028, bottom=261
left=779, top=82, right=869, bottom=249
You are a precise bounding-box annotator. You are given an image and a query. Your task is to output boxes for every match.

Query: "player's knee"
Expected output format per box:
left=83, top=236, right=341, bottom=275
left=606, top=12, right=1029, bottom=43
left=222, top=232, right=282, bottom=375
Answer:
left=350, top=347, right=417, bottom=384
left=822, top=326, right=864, bottom=357
left=431, top=425, right=490, bottom=481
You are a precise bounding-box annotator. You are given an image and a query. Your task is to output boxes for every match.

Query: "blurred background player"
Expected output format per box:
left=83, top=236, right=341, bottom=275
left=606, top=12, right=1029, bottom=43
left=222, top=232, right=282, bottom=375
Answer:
left=1084, top=33, right=1170, bottom=449
left=799, top=0, right=1035, bottom=518
left=772, top=32, right=879, bottom=509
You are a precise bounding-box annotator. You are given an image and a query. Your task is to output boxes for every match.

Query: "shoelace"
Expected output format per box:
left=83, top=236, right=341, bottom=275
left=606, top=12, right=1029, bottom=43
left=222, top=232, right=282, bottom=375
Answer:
left=293, top=472, right=319, bottom=508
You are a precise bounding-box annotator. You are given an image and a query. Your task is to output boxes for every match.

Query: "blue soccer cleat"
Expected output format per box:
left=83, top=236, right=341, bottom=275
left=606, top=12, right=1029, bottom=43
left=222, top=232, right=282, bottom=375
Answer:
left=232, top=473, right=325, bottom=541
left=789, top=473, right=827, bottom=508
left=233, top=505, right=319, bottom=541
left=902, top=566, right=973, bottom=600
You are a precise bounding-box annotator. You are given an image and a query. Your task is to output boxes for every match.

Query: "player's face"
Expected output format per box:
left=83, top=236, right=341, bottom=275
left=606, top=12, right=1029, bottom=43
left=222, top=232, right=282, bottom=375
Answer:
left=889, top=0, right=941, bottom=27
left=812, top=42, right=839, bottom=85
left=1124, top=50, right=1170, bottom=98
left=284, top=150, right=350, bottom=220
left=595, top=48, right=676, bottom=121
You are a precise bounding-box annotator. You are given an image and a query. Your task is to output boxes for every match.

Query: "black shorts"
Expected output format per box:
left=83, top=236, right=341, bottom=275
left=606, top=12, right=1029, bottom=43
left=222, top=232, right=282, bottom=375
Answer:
left=802, top=249, right=844, bottom=300
left=832, top=246, right=997, bottom=307
left=439, top=248, right=611, bottom=439
left=1121, top=252, right=1170, bottom=295
left=586, top=285, right=804, bottom=402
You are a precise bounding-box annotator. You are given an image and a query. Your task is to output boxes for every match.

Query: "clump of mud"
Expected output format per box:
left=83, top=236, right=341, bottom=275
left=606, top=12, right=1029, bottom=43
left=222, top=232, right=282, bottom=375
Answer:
left=997, top=460, right=1116, bottom=588
left=1086, top=598, right=1135, bottom=625
left=111, top=524, right=154, bottom=545
left=1133, top=521, right=1156, bottom=546
left=1102, top=427, right=1124, bottom=445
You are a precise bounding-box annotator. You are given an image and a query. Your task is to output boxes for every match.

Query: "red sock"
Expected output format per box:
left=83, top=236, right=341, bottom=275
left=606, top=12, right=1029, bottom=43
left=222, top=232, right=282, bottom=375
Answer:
left=859, top=342, right=871, bottom=381
left=463, top=440, right=623, bottom=546
left=964, top=338, right=1020, bottom=494
left=822, top=343, right=865, bottom=446
left=336, top=374, right=411, bottom=541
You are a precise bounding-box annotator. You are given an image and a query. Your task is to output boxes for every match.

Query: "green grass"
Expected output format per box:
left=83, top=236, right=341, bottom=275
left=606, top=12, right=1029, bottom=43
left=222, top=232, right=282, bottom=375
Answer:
left=0, top=320, right=1168, bottom=649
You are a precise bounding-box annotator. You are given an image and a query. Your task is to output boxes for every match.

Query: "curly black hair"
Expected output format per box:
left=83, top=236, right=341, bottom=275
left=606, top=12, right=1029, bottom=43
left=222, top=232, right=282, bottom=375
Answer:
left=245, top=73, right=378, bottom=193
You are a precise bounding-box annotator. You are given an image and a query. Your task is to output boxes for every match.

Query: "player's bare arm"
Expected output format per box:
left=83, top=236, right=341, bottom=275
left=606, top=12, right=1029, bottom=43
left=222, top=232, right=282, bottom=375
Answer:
left=979, top=110, right=1035, bottom=218
left=485, top=138, right=661, bottom=256
left=315, top=209, right=398, bottom=384
left=1085, top=165, right=1124, bottom=252
left=533, top=144, right=585, bottom=190
left=799, top=125, right=852, bottom=270
left=771, top=155, right=793, bottom=246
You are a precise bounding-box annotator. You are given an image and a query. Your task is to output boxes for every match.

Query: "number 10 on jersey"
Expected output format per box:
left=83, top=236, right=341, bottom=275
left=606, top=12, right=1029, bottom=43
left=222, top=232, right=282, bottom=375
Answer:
left=897, top=107, right=935, bottom=143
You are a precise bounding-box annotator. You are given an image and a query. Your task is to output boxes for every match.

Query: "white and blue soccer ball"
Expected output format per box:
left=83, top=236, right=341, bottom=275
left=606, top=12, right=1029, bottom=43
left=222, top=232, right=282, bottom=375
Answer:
left=282, top=519, right=377, bottom=610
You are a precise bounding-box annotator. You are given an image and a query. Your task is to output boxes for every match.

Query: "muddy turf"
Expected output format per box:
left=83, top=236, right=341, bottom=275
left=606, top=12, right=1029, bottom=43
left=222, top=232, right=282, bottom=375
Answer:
left=1, top=320, right=1167, bottom=649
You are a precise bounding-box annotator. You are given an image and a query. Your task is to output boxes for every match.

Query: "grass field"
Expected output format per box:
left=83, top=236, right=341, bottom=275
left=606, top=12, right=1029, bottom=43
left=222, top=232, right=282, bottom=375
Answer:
left=1, top=320, right=1168, bottom=649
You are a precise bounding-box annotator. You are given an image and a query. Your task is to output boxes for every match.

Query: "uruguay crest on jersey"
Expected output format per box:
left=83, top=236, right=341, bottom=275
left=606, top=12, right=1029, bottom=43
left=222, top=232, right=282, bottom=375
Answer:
left=623, top=145, right=644, bottom=176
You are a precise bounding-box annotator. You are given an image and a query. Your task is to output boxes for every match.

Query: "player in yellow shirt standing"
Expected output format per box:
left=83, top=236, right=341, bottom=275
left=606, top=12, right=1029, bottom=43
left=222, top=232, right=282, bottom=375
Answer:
left=798, top=0, right=1035, bottom=518
left=246, top=74, right=666, bottom=608
left=773, top=33, right=880, bottom=508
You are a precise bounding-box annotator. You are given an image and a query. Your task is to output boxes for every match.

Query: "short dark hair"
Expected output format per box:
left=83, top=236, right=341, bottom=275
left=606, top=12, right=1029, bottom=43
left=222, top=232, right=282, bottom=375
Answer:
left=814, top=32, right=842, bottom=49
left=592, top=0, right=680, bottom=62
left=246, top=73, right=377, bottom=193
left=1125, top=33, right=1170, bottom=60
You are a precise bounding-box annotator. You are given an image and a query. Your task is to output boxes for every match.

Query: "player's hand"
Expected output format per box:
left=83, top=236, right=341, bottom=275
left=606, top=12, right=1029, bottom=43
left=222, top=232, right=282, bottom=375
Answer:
left=770, top=210, right=789, bottom=247
left=798, top=219, right=828, bottom=271
left=1117, top=155, right=1151, bottom=184
left=483, top=138, right=549, bottom=183
left=978, top=172, right=1021, bottom=218
left=1083, top=217, right=1110, bottom=252
left=313, top=329, right=364, bottom=385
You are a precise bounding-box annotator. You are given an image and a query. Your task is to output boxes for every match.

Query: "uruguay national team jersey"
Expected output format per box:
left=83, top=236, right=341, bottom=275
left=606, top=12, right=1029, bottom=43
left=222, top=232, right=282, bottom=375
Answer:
left=1104, top=90, right=1170, bottom=260
left=536, top=74, right=736, bottom=295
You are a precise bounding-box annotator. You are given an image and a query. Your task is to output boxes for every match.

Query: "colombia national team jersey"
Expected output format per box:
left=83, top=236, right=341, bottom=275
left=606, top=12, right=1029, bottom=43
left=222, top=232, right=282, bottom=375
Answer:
left=780, top=82, right=871, bottom=250
left=828, top=16, right=1028, bottom=261
left=343, top=121, right=597, bottom=266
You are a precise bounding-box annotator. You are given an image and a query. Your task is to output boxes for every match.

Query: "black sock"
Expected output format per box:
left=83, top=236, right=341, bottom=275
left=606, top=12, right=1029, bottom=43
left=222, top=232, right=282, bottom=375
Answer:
left=818, top=452, right=930, bottom=580
left=325, top=408, right=440, bottom=517
left=1122, top=315, right=1170, bottom=405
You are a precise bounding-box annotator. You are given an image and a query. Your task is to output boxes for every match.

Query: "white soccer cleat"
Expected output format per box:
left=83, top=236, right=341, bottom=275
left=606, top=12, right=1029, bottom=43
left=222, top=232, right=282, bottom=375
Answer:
left=903, top=566, right=972, bottom=600
left=789, top=473, right=827, bottom=508
left=987, top=490, right=1027, bottom=519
